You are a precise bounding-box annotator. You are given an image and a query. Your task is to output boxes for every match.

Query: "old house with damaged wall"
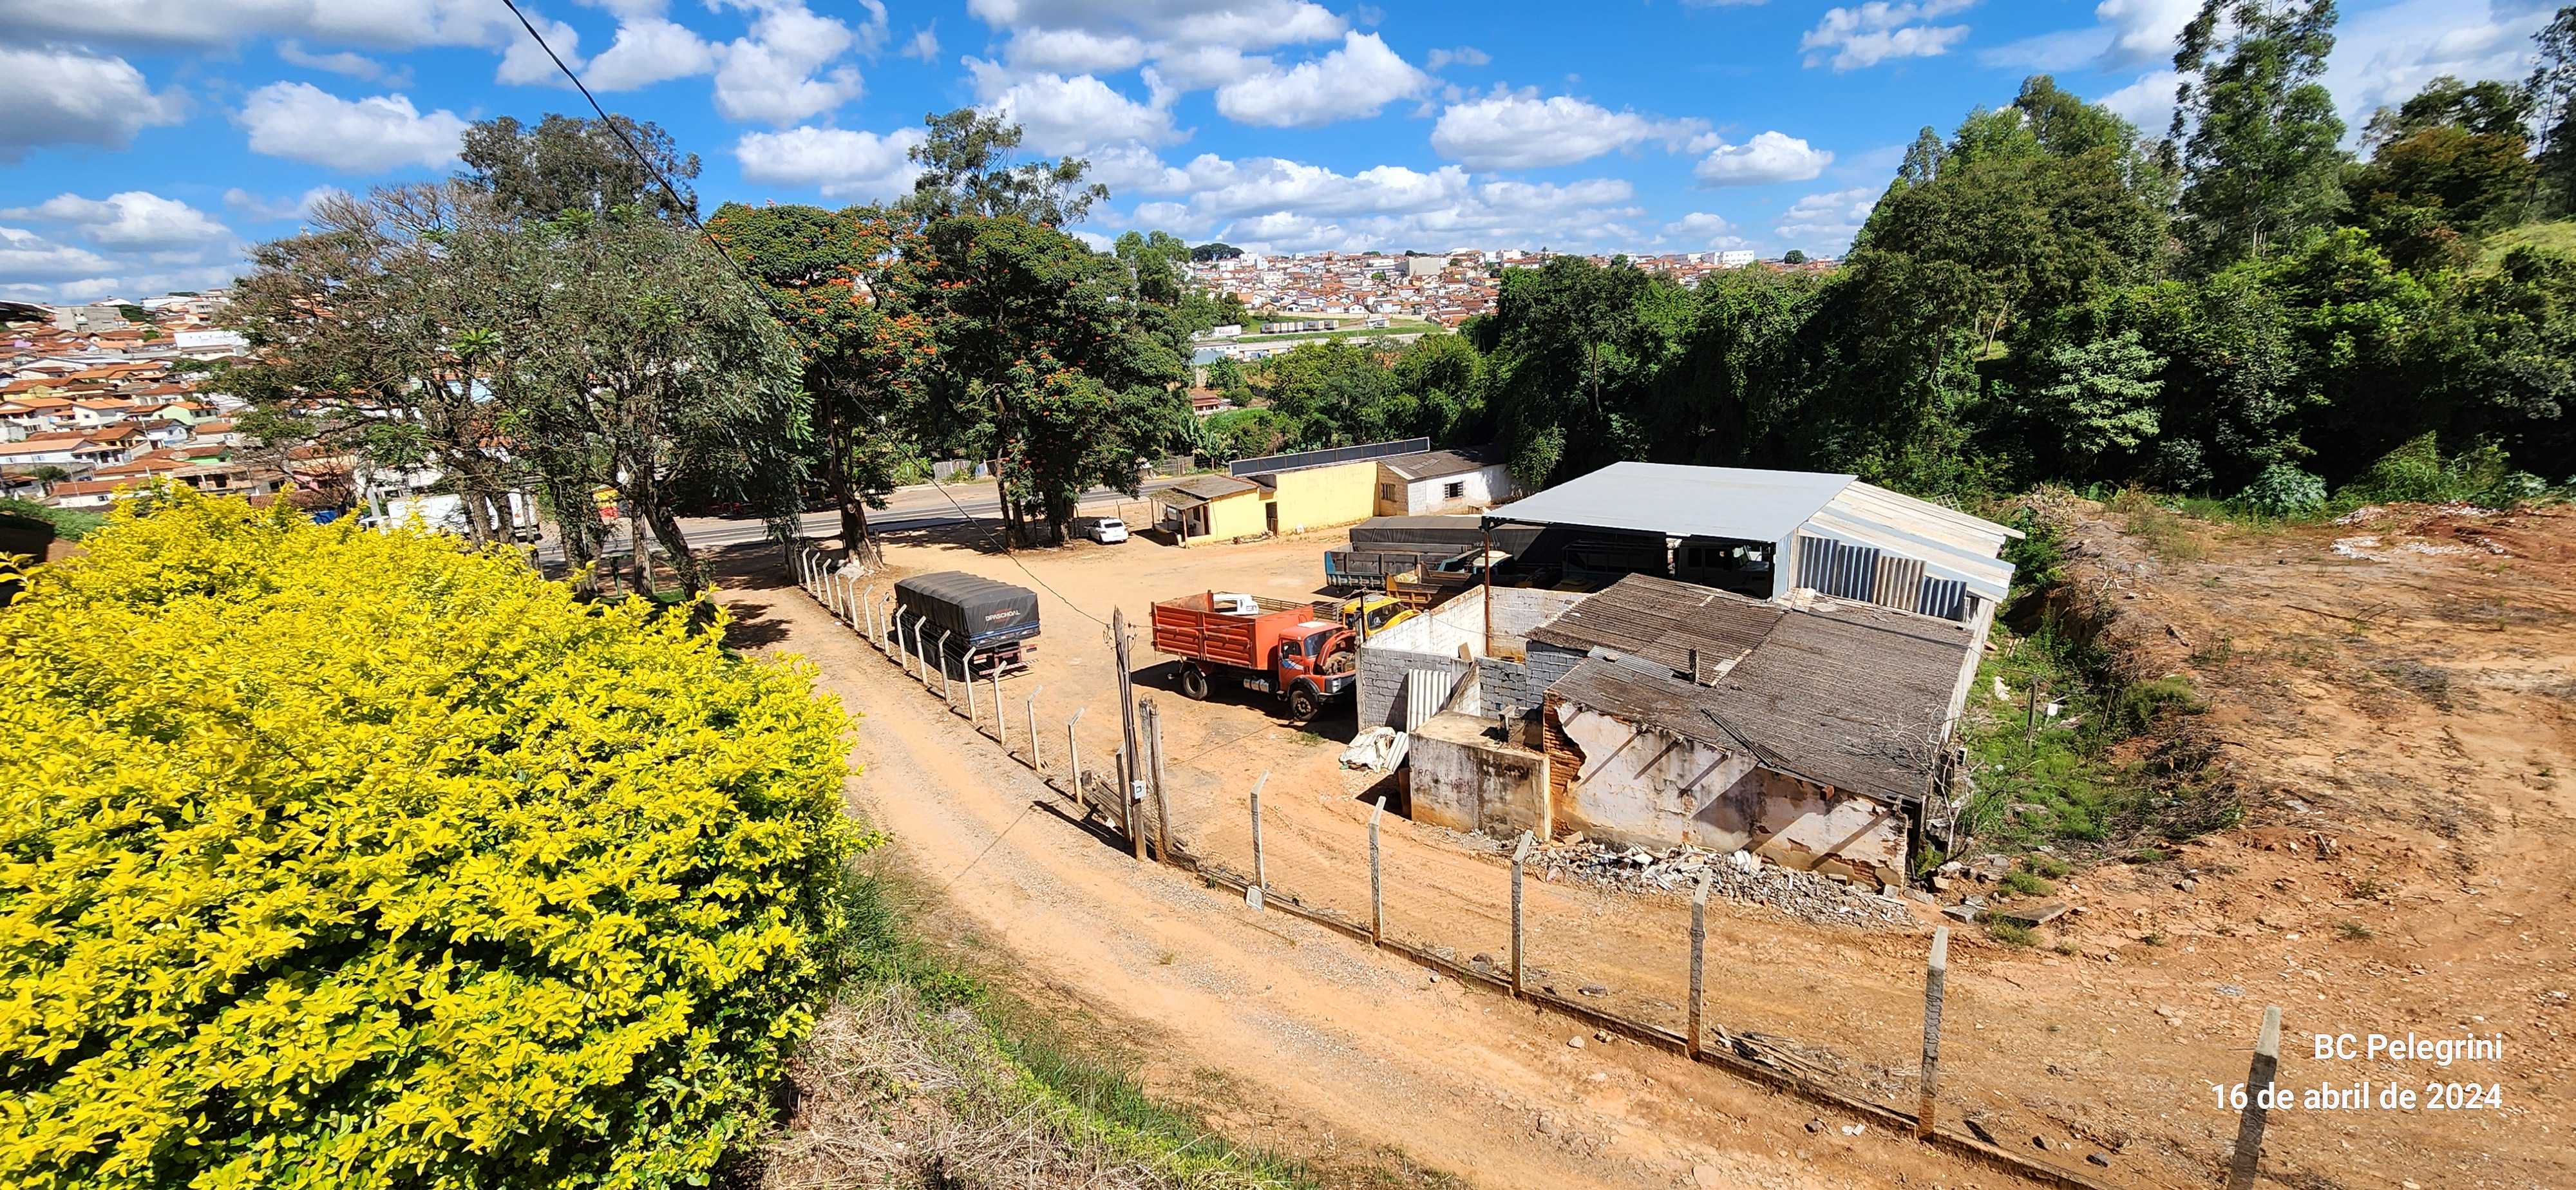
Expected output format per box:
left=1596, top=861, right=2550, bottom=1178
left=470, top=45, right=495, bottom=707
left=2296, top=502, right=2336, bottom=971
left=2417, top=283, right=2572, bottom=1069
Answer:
left=1366, top=463, right=2014, bottom=882
left=1398, top=574, right=1986, bottom=882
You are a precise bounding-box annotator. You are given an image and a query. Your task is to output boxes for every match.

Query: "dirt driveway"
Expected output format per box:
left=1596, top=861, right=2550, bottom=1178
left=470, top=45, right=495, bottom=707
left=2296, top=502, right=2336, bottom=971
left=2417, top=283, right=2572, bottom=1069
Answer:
left=715, top=539, right=2039, bottom=1189
left=734, top=507, right=2573, bottom=1189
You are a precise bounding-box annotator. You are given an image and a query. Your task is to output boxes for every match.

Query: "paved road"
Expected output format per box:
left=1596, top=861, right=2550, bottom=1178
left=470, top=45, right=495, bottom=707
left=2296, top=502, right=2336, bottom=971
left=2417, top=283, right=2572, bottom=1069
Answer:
left=547, top=476, right=1183, bottom=561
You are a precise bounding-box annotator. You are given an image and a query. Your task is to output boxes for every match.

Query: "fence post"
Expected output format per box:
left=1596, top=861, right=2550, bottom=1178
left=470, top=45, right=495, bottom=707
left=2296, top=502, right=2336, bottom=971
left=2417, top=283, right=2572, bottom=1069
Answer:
left=936, top=631, right=954, bottom=704
left=2226, top=1006, right=2283, bottom=1190
left=1027, top=686, right=1044, bottom=772
left=1369, top=796, right=1387, bottom=945
left=1119, top=748, right=1145, bottom=861
left=1146, top=700, right=1171, bottom=865
left=1247, top=772, right=1269, bottom=909
left=1510, top=831, right=1532, bottom=997
left=965, top=651, right=979, bottom=722
left=1690, top=873, right=1710, bottom=1061
left=910, top=615, right=927, bottom=683
left=1067, top=707, right=1087, bottom=813
left=1917, top=926, right=1949, bottom=1139
left=862, top=587, right=876, bottom=644
left=993, top=670, right=1007, bottom=749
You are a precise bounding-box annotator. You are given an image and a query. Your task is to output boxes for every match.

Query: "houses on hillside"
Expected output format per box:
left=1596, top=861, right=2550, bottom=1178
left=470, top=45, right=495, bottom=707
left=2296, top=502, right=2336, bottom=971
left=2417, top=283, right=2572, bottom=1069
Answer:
left=0, top=295, right=281, bottom=511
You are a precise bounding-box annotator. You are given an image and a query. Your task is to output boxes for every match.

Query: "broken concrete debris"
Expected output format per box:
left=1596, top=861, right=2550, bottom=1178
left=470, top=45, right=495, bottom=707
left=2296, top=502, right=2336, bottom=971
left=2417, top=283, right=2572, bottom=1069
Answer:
left=1528, top=840, right=1916, bottom=929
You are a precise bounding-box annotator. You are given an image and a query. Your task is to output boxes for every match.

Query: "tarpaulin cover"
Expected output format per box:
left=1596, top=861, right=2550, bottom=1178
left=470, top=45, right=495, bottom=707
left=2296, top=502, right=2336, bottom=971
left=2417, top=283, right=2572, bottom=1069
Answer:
left=895, top=571, right=1041, bottom=647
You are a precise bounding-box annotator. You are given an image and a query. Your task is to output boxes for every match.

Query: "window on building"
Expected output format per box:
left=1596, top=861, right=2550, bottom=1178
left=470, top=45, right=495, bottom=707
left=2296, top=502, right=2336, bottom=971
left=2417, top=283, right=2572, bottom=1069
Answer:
left=1381, top=483, right=1397, bottom=500
left=1442, top=480, right=1465, bottom=500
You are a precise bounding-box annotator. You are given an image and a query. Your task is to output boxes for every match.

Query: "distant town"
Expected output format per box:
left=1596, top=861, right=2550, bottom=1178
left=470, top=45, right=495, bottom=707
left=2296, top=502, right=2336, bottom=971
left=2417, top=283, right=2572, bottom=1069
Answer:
left=1186, top=247, right=1836, bottom=332
left=0, top=296, right=274, bottom=513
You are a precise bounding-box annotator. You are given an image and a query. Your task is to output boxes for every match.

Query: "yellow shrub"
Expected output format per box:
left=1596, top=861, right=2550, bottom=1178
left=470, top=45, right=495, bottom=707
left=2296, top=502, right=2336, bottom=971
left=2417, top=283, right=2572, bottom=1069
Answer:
left=0, top=487, right=862, bottom=1189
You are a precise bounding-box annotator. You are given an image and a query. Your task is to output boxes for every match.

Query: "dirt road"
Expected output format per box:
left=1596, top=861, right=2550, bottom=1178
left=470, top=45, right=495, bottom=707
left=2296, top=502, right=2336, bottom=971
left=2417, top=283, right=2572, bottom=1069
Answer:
left=742, top=505, right=2575, bottom=1189
left=715, top=551, right=2040, bottom=1190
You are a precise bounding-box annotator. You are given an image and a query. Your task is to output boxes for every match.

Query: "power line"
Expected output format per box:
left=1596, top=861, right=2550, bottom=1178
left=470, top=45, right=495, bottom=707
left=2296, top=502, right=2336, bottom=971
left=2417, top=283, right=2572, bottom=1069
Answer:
left=500, top=0, right=1117, bottom=627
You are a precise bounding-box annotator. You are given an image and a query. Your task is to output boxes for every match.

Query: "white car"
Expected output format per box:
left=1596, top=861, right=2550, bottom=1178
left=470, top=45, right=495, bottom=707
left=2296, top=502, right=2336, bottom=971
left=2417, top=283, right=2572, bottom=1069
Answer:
left=1087, top=517, right=1129, bottom=543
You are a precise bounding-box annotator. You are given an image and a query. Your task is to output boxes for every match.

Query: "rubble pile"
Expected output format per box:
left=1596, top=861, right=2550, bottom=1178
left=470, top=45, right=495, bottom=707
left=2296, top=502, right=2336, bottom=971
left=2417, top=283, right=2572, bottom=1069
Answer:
left=1529, top=842, right=1916, bottom=929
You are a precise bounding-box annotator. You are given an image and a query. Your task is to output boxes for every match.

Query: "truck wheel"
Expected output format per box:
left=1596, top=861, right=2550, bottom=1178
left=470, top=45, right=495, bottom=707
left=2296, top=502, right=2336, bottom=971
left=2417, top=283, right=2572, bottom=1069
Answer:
left=1289, top=685, right=1322, bottom=722
left=1179, top=665, right=1211, bottom=701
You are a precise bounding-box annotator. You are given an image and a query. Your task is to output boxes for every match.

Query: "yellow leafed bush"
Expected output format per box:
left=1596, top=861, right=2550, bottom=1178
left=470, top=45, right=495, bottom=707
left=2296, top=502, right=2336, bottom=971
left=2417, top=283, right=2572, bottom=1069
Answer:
left=0, top=487, right=863, bottom=1189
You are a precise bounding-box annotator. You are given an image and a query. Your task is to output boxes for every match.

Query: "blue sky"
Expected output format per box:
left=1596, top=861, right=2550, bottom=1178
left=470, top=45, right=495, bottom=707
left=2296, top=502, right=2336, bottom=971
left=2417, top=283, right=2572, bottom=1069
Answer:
left=0, top=0, right=2555, bottom=301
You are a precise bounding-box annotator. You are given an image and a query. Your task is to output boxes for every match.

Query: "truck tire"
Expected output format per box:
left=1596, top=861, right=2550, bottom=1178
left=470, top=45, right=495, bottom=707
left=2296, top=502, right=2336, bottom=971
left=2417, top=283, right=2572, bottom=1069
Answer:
left=1289, top=684, right=1322, bottom=722
left=1179, top=664, right=1211, bottom=701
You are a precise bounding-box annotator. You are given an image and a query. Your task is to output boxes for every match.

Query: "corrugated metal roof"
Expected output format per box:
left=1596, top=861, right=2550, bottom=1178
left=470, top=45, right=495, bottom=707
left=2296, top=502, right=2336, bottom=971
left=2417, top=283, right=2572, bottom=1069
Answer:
left=1380, top=447, right=1496, bottom=482
left=1153, top=473, right=1262, bottom=508
left=1546, top=578, right=1976, bottom=805
left=1230, top=437, right=1430, bottom=477
left=1484, top=462, right=1856, bottom=543
left=1526, top=574, right=1783, bottom=674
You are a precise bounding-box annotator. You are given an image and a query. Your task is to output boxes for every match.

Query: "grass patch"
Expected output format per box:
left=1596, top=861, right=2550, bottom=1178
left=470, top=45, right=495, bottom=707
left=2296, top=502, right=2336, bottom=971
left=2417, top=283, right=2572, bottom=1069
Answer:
left=2026, top=855, right=2071, bottom=879
left=2335, top=920, right=2375, bottom=941
left=2477, top=218, right=2576, bottom=272
left=0, top=496, right=108, bottom=542
left=793, top=870, right=1323, bottom=1189
left=1987, top=921, right=2037, bottom=947
left=1998, top=870, right=2056, bottom=898
left=2106, top=488, right=2207, bottom=561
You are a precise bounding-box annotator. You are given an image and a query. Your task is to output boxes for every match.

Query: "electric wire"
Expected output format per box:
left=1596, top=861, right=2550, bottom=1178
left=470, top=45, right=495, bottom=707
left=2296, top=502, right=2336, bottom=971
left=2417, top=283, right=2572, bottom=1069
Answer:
left=500, top=0, right=1117, bottom=627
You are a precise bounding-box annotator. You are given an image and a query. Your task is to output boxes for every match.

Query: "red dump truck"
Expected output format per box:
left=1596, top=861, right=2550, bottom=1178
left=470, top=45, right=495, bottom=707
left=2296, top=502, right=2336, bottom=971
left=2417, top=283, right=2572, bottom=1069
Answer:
left=1149, top=592, right=1358, bottom=721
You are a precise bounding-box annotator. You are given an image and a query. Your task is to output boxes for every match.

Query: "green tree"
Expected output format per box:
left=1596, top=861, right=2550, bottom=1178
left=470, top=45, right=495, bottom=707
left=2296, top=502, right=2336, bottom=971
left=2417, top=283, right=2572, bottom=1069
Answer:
left=501, top=209, right=810, bottom=596
left=1190, top=241, right=1244, bottom=262
left=457, top=113, right=700, bottom=222
left=2532, top=7, right=2576, bottom=214
left=223, top=184, right=532, bottom=547
left=2017, top=329, right=2166, bottom=477
left=2345, top=76, right=2538, bottom=270
left=2169, top=0, right=2349, bottom=270
left=905, top=108, right=1108, bottom=227
left=914, top=214, right=1187, bottom=542
left=708, top=201, right=935, bottom=562
left=1478, top=256, right=1690, bottom=485
left=1781, top=249, right=1808, bottom=265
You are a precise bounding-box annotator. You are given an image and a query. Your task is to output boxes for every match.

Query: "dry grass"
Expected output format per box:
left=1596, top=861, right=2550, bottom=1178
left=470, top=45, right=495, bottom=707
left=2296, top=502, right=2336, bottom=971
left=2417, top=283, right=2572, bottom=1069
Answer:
left=761, top=985, right=1301, bottom=1190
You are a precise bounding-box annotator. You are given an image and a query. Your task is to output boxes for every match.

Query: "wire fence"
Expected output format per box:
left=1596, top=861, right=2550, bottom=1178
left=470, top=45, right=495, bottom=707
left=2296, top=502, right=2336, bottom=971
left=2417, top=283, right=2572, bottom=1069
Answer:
left=790, top=551, right=2342, bottom=1190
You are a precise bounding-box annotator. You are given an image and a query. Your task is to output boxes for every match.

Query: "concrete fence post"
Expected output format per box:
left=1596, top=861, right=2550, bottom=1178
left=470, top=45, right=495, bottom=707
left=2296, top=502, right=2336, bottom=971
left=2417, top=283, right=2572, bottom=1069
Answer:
left=910, top=615, right=927, bottom=683
left=1027, top=686, right=1044, bottom=771
left=1369, top=796, right=1387, bottom=945
left=1690, top=873, right=1710, bottom=1061
left=964, top=651, right=979, bottom=722
left=1510, top=831, right=1532, bottom=997
left=936, top=631, right=954, bottom=703
left=862, top=587, right=878, bottom=645
left=1247, top=772, right=1270, bottom=909
left=993, top=670, right=1007, bottom=749
left=1917, top=926, right=1949, bottom=1139
left=1068, top=706, right=1088, bottom=808
left=2226, top=1006, right=2283, bottom=1190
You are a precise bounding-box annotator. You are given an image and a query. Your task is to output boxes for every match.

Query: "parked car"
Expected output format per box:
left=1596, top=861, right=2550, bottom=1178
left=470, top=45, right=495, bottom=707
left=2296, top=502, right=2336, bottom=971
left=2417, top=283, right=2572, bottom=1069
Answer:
left=1088, top=516, right=1130, bottom=543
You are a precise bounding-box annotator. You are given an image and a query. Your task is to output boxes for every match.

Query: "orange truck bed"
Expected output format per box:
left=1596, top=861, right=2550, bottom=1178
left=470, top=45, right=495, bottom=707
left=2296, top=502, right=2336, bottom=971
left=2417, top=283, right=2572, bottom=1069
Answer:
left=1150, top=592, right=1316, bottom=672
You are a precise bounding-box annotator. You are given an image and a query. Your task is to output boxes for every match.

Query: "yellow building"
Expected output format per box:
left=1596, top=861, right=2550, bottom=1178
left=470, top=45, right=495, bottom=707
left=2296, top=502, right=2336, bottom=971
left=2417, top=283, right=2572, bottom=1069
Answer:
left=1155, top=474, right=1267, bottom=544
left=1256, top=458, right=1378, bottom=535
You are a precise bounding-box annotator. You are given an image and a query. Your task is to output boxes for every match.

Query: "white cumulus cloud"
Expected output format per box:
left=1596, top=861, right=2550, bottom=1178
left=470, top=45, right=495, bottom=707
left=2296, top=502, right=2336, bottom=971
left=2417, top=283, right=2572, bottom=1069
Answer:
left=1694, top=131, right=1833, bottom=185
left=1430, top=89, right=1700, bottom=170
left=1214, top=32, right=1428, bottom=128
left=713, top=1, right=866, bottom=124
left=583, top=17, right=719, bottom=90
left=734, top=126, right=926, bottom=199
left=223, top=185, right=348, bottom=222
left=0, top=225, right=117, bottom=280
left=1802, top=0, right=1976, bottom=71
left=0, top=45, right=185, bottom=162
left=1776, top=185, right=1880, bottom=250
left=1662, top=211, right=1750, bottom=249
left=0, top=192, right=231, bottom=249
left=967, top=59, right=1180, bottom=155
left=237, top=82, right=470, bottom=173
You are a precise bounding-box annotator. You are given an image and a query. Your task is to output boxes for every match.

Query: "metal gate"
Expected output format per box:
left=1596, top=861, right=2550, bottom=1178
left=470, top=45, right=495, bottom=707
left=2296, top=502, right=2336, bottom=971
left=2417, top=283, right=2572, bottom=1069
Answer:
left=1403, top=666, right=1459, bottom=731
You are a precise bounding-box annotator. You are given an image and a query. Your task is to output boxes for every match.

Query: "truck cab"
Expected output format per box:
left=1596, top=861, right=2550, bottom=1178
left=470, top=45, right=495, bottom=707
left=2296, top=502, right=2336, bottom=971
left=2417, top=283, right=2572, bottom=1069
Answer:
left=1335, top=594, right=1414, bottom=641
left=1150, top=594, right=1356, bottom=721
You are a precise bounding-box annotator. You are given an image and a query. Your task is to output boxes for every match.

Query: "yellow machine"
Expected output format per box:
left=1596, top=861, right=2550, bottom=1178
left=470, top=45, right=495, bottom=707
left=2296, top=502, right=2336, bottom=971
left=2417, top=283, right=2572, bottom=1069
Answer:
left=1336, top=593, right=1415, bottom=641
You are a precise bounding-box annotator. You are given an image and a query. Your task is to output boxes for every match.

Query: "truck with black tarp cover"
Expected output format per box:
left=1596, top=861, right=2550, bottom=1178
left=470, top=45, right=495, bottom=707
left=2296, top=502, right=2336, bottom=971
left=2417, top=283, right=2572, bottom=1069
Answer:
left=893, top=571, right=1040, bottom=677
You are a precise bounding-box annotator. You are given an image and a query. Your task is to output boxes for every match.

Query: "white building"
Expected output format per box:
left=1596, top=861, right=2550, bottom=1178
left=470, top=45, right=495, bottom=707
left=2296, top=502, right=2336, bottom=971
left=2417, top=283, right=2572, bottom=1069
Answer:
left=1375, top=448, right=1519, bottom=515
left=1717, top=249, right=1757, bottom=268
